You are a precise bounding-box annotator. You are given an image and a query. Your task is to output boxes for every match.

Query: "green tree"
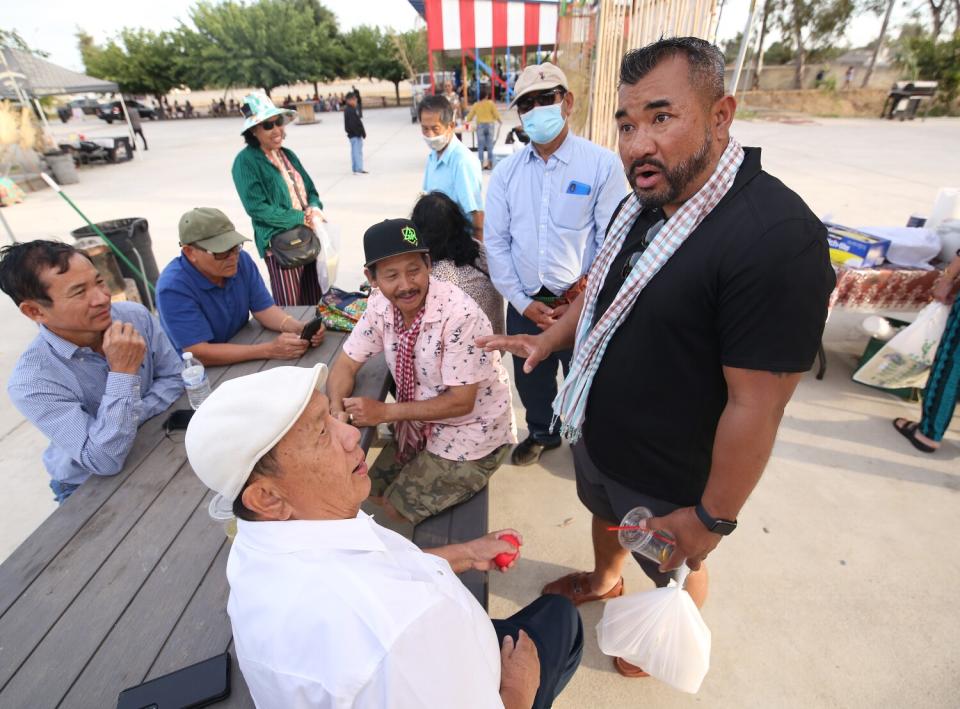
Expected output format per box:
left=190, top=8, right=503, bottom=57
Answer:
left=722, top=33, right=745, bottom=64
left=78, top=29, right=188, bottom=105
left=763, top=40, right=795, bottom=64
left=293, top=0, right=348, bottom=97
left=774, top=0, right=857, bottom=88
left=186, top=0, right=319, bottom=96
left=896, top=35, right=960, bottom=111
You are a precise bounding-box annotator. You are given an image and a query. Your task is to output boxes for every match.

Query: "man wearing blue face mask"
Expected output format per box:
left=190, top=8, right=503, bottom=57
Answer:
left=421, top=95, right=485, bottom=237
left=485, top=62, right=627, bottom=466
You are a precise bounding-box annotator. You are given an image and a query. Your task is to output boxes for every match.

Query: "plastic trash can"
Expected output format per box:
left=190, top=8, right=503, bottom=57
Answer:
left=71, top=218, right=159, bottom=309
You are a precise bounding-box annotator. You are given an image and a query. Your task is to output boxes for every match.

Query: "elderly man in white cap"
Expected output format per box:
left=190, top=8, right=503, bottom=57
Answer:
left=185, top=363, right=583, bottom=709
left=483, top=62, right=626, bottom=467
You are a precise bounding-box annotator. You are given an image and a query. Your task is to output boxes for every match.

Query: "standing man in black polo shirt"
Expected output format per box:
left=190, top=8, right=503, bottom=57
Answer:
left=479, top=37, right=835, bottom=677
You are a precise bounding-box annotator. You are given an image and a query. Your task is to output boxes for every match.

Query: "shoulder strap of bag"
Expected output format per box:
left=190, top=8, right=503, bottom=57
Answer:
left=279, top=151, right=308, bottom=211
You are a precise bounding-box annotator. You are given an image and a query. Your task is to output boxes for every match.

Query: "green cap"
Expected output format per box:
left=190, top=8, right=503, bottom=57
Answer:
left=178, top=208, right=251, bottom=253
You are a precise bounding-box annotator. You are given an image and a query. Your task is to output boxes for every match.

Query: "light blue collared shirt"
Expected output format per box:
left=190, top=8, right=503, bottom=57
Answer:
left=7, top=301, right=184, bottom=485
left=483, top=132, right=627, bottom=313
left=423, top=136, right=484, bottom=217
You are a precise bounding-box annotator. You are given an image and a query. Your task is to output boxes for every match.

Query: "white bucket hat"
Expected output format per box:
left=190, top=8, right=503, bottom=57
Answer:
left=240, top=92, right=297, bottom=133
left=186, top=364, right=328, bottom=513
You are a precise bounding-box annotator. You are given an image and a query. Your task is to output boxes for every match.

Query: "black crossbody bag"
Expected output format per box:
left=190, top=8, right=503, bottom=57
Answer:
left=269, top=156, right=321, bottom=269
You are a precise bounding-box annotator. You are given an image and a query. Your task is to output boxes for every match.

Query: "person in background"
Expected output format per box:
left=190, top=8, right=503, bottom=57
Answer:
left=894, top=249, right=960, bottom=453
left=420, top=95, right=484, bottom=236
left=344, top=92, right=368, bottom=175
left=327, top=219, right=516, bottom=525
left=484, top=62, right=626, bottom=467
left=442, top=80, right=463, bottom=140
left=232, top=93, right=325, bottom=306
left=351, top=84, right=363, bottom=116
left=157, top=207, right=325, bottom=366
left=412, top=191, right=504, bottom=335
left=184, top=364, right=582, bottom=709
left=1, top=241, right=183, bottom=503
left=124, top=102, right=147, bottom=151
left=844, top=66, right=855, bottom=89
left=465, top=87, right=502, bottom=171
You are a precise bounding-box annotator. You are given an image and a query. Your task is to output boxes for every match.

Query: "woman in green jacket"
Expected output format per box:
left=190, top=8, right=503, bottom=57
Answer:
left=232, top=93, right=324, bottom=306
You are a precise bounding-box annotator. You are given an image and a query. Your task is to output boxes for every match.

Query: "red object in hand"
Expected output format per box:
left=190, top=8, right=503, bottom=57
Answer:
left=494, top=534, right=521, bottom=569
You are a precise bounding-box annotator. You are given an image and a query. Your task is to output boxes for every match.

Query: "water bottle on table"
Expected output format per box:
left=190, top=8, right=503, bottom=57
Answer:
left=181, top=352, right=211, bottom=409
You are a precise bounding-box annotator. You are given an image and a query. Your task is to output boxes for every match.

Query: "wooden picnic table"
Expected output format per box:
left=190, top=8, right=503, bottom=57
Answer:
left=0, top=306, right=389, bottom=708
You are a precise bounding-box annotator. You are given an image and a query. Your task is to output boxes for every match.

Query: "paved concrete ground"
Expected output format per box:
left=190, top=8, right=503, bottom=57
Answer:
left=2, top=109, right=958, bottom=707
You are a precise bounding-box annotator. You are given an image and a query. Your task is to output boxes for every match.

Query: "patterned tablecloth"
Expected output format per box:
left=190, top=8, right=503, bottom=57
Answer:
left=829, top=265, right=942, bottom=311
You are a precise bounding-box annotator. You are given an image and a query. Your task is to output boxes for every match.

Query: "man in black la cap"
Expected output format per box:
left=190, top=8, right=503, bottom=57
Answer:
left=327, top=219, right=517, bottom=526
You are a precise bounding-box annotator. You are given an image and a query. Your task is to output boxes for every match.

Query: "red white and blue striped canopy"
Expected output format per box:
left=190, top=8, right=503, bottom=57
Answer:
left=420, top=0, right=560, bottom=52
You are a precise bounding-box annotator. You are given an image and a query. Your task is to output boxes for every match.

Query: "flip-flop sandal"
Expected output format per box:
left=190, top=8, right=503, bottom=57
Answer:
left=541, top=572, right=624, bottom=606
left=893, top=418, right=937, bottom=453
left=614, top=657, right=649, bottom=678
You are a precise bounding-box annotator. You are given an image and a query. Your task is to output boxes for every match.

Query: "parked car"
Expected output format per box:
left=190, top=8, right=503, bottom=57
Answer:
left=97, top=100, right=158, bottom=124
left=69, top=98, right=103, bottom=115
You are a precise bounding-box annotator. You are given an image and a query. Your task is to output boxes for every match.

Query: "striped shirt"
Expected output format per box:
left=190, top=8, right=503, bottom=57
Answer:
left=7, top=302, right=184, bottom=485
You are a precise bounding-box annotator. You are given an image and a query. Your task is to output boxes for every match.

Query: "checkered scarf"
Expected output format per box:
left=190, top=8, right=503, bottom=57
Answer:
left=393, top=305, right=428, bottom=463
left=552, top=138, right=745, bottom=442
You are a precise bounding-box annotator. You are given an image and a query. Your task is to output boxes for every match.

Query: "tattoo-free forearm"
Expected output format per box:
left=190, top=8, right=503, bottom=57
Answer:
left=187, top=341, right=273, bottom=367
left=424, top=543, right=473, bottom=573
left=700, top=370, right=801, bottom=520
left=327, top=353, right=359, bottom=413
left=384, top=385, right=477, bottom=423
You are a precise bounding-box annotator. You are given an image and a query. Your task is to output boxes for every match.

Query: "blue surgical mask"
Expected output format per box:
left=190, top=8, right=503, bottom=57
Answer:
left=520, top=104, right=565, bottom=144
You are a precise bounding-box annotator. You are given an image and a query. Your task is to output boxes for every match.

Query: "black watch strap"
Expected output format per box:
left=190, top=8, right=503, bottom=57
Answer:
left=695, top=503, right=737, bottom=535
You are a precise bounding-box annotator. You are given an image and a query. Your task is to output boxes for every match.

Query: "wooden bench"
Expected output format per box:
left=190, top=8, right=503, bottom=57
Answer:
left=413, top=487, right=490, bottom=608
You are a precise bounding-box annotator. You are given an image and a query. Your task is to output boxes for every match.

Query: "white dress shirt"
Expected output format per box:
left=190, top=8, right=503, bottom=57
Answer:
left=227, top=512, right=503, bottom=708
left=483, top=132, right=626, bottom=314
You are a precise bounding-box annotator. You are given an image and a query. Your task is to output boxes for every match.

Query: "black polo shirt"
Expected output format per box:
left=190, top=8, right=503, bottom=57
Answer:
left=582, top=147, right=835, bottom=506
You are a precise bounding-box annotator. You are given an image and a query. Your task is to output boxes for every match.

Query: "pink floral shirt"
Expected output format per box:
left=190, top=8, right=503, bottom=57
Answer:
left=343, top=278, right=517, bottom=461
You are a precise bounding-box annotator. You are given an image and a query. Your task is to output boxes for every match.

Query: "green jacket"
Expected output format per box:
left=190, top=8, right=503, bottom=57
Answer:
left=231, top=145, right=323, bottom=257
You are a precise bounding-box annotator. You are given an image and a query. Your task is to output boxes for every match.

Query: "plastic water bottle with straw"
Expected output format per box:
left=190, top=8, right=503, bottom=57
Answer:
left=181, top=352, right=211, bottom=409
left=616, top=506, right=677, bottom=565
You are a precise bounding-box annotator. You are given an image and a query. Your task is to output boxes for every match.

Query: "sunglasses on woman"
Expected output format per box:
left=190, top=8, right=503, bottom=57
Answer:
left=260, top=118, right=284, bottom=131
left=516, top=88, right=566, bottom=115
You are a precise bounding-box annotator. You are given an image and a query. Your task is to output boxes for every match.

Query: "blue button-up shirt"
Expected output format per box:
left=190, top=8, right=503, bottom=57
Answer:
left=484, top=132, right=626, bottom=313
left=7, top=302, right=184, bottom=485
left=423, top=136, right=484, bottom=217
left=156, top=250, right=274, bottom=350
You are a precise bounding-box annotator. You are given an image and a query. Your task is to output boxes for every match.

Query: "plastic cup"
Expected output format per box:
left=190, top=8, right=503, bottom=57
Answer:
left=617, top=506, right=676, bottom=565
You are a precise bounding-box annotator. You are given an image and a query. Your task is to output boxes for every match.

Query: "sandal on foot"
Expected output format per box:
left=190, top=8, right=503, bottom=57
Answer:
left=541, top=572, right=624, bottom=606
left=893, top=418, right=937, bottom=453
left=614, top=657, right=649, bottom=678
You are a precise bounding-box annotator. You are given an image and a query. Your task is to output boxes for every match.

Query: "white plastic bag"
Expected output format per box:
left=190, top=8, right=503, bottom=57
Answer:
left=853, top=302, right=949, bottom=389
left=596, top=567, right=711, bottom=694
left=313, top=221, right=341, bottom=294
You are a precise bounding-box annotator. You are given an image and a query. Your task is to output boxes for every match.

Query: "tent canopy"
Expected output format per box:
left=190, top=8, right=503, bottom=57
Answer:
left=0, top=47, right=118, bottom=100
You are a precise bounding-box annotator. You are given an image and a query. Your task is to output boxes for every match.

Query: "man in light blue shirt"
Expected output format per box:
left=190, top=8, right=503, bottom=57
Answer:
left=421, top=95, right=484, bottom=236
left=485, top=62, right=626, bottom=466
left=1, top=241, right=183, bottom=503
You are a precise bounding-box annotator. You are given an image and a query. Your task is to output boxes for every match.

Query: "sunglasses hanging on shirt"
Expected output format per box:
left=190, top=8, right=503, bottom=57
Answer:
left=621, top=219, right=666, bottom=279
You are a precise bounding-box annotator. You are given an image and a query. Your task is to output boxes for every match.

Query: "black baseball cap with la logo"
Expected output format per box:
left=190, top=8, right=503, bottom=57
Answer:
left=363, top=218, right=430, bottom=268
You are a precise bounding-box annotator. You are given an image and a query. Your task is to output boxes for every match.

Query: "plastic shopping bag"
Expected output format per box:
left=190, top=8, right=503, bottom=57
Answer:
left=596, top=567, right=711, bottom=694
left=313, top=221, right=341, bottom=294
left=853, top=302, right=949, bottom=389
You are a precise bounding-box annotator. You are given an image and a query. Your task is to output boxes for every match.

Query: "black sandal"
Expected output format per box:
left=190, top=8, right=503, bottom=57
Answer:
left=892, top=418, right=937, bottom=453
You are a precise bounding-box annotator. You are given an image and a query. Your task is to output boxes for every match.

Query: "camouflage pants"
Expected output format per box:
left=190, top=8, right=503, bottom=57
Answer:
left=369, top=443, right=510, bottom=524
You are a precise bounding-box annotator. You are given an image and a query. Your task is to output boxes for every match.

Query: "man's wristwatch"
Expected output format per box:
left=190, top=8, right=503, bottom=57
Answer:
left=695, top=503, right=738, bottom=535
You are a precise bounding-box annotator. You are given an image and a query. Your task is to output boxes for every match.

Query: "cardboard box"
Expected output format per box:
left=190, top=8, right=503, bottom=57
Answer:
left=825, top=223, right=891, bottom=268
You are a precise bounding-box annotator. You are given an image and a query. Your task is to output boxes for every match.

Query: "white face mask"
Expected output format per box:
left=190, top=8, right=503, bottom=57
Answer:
left=423, top=133, right=451, bottom=152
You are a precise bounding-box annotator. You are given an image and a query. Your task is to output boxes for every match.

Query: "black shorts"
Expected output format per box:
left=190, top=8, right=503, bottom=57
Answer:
left=573, top=441, right=679, bottom=588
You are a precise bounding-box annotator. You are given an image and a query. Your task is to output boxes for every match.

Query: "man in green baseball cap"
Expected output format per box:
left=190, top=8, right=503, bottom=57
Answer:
left=327, top=218, right=516, bottom=526
left=156, top=207, right=325, bottom=366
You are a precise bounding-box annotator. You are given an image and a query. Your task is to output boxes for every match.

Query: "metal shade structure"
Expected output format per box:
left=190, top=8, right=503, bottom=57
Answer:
left=0, top=47, right=118, bottom=99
